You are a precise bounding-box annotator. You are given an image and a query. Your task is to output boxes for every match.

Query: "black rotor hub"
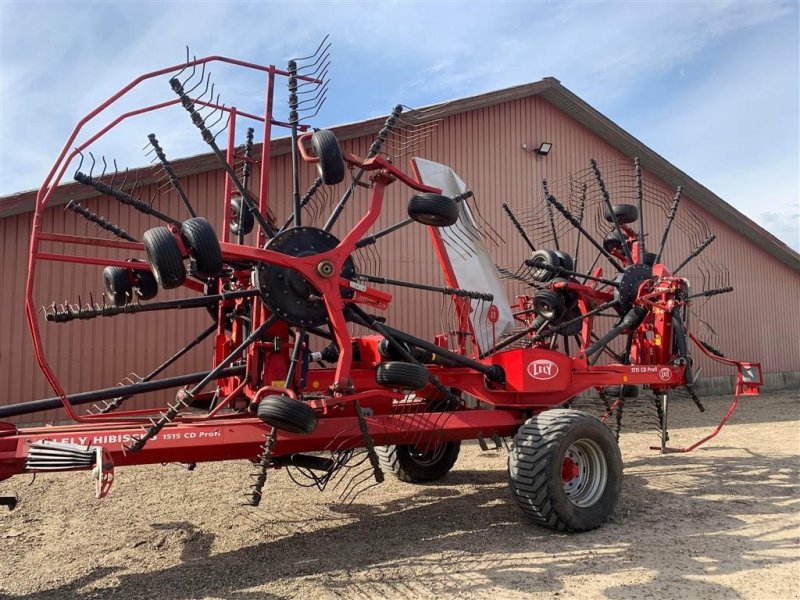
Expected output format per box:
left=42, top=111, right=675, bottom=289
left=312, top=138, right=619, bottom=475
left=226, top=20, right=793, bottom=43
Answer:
left=253, top=227, right=355, bottom=327
left=614, top=263, right=653, bottom=312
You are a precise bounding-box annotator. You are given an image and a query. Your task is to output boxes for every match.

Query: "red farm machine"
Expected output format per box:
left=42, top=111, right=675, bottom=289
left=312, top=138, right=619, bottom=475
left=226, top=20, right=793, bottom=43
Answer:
left=0, top=42, right=761, bottom=531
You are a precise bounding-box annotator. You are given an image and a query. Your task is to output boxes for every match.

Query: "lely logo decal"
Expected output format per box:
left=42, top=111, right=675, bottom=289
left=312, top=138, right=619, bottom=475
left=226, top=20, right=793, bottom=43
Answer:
left=528, top=359, right=559, bottom=380
left=659, top=368, right=672, bottom=381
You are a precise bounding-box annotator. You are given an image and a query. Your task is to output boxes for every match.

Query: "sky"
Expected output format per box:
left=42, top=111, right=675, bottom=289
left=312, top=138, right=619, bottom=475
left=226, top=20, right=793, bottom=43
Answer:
left=1, top=1, right=798, bottom=251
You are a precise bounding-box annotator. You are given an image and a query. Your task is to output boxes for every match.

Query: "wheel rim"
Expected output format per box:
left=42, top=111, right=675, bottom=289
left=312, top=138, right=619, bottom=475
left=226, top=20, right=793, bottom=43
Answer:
left=561, top=438, right=607, bottom=507
left=407, top=443, right=447, bottom=466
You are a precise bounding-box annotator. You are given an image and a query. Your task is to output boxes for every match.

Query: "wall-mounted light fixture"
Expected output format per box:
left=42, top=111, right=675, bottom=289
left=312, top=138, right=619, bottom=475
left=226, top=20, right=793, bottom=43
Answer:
left=522, top=141, right=552, bottom=156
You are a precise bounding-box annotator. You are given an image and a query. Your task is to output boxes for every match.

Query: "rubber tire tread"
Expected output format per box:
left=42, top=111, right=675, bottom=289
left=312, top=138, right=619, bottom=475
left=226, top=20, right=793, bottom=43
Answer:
left=312, top=129, right=345, bottom=185
left=375, top=361, right=430, bottom=390
left=508, top=409, right=623, bottom=532
left=134, top=270, right=158, bottom=301
left=376, top=441, right=461, bottom=483
left=142, top=227, right=186, bottom=290
left=604, top=385, right=639, bottom=398
left=407, top=193, right=460, bottom=227
left=603, top=204, right=639, bottom=225
left=229, top=196, right=255, bottom=236
left=534, top=289, right=566, bottom=321
left=103, top=266, right=133, bottom=307
left=257, top=395, right=318, bottom=435
left=181, top=217, right=223, bottom=278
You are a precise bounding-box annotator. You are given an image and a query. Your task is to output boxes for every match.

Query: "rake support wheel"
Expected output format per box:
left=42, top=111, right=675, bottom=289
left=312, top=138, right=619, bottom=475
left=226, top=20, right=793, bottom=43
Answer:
left=311, top=129, right=345, bottom=185
left=508, top=409, right=622, bottom=532
left=229, top=196, right=255, bottom=236
left=257, top=395, right=318, bottom=435
left=181, top=217, right=223, bottom=278
left=407, top=193, right=460, bottom=227
left=376, top=441, right=461, bottom=483
left=142, top=227, right=186, bottom=290
left=534, top=289, right=567, bottom=321
left=375, top=361, right=430, bottom=390
left=103, top=266, right=133, bottom=307
left=603, top=203, right=639, bottom=225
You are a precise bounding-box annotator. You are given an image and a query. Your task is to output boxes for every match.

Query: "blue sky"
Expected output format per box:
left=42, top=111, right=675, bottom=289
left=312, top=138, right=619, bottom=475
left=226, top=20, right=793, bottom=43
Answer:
left=1, top=1, right=798, bottom=250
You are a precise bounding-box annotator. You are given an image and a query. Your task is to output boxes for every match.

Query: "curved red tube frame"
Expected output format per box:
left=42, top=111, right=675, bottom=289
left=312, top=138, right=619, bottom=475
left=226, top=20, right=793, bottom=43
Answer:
left=25, top=56, right=318, bottom=423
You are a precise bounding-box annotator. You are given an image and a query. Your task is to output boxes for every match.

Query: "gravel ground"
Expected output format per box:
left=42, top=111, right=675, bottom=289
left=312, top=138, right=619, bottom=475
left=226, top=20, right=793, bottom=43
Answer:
left=0, top=389, right=798, bottom=600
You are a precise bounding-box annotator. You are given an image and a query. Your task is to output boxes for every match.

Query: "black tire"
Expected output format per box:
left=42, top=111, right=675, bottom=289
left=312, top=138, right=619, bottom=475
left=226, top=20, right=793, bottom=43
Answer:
left=376, top=441, right=461, bottom=483
left=229, top=196, right=255, bottom=236
left=553, top=250, right=574, bottom=272
left=508, top=409, right=623, bottom=532
left=257, top=395, right=318, bottom=434
left=603, top=385, right=640, bottom=398
left=377, top=338, right=413, bottom=361
left=407, top=193, right=460, bottom=227
left=376, top=361, right=430, bottom=390
left=534, top=289, right=566, bottom=321
left=603, top=204, right=639, bottom=225
left=181, top=217, right=223, bottom=278
left=311, top=129, right=345, bottom=185
left=133, top=269, right=159, bottom=301
left=103, top=266, right=133, bottom=307
left=525, top=249, right=560, bottom=282
left=142, top=227, right=186, bottom=289
left=603, top=230, right=627, bottom=253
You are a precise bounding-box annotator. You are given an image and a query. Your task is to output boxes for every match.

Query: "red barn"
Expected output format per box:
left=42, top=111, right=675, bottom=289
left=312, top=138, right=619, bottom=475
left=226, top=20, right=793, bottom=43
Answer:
left=1, top=78, right=797, bottom=424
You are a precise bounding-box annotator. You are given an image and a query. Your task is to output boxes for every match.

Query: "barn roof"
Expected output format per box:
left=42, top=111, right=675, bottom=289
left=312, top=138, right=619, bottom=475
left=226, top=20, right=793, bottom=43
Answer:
left=2, top=77, right=798, bottom=271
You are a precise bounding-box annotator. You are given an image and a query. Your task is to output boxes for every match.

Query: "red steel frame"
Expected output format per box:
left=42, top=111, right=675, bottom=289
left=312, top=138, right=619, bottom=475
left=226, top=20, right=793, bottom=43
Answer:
left=0, top=54, right=762, bottom=491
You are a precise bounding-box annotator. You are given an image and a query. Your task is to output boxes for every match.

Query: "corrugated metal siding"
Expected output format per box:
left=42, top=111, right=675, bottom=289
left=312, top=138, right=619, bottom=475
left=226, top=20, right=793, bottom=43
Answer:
left=2, top=95, right=798, bottom=424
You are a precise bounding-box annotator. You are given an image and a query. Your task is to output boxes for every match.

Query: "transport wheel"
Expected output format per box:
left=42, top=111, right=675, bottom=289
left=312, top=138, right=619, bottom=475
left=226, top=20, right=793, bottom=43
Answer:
left=407, top=193, right=460, bottom=227
left=229, top=195, right=255, bottom=236
left=603, top=203, right=639, bottom=225
left=181, top=217, right=223, bottom=278
left=508, top=409, right=622, bottom=532
left=256, top=395, right=318, bottom=434
left=375, top=361, right=430, bottom=390
left=103, top=266, right=133, bottom=306
left=311, top=129, right=345, bottom=185
left=142, top=227, right=186, bottom=289
left=376, top=441, right=461, bottom=483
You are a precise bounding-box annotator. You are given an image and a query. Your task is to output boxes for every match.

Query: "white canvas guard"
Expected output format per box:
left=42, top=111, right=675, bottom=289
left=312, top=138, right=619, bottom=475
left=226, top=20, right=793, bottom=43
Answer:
left=412, top=158, right=515, bottom=352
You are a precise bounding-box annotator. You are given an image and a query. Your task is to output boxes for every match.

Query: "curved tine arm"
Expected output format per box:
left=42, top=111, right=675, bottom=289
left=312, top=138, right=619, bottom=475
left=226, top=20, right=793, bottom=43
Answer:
left=291, top=34, right=330, bottom=63
left=184, top=62, right=207, bottom=96
left=73, top=150, right=84, bottom=178
left=297, top=48, right=331, bottom=76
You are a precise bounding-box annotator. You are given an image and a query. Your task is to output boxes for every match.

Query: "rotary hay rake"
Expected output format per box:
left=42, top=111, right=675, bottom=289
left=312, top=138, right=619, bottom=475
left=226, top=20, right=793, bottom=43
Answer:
left=0, top=42, right=762, bottom=531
